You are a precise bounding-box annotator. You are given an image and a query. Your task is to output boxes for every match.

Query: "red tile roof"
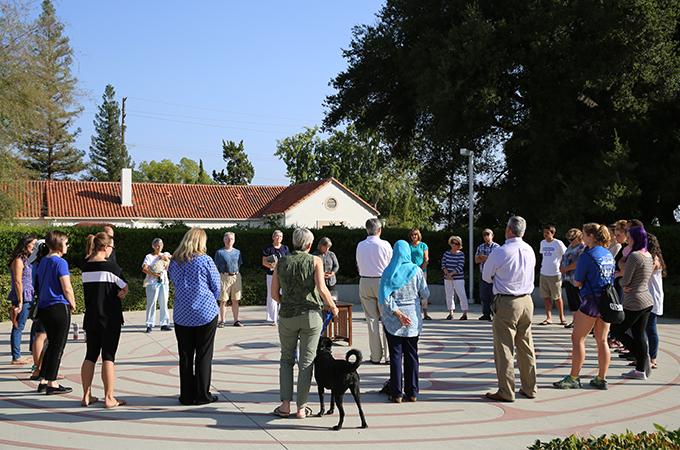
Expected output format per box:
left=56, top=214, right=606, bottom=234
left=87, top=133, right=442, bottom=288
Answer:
left=0, top=180, right=45, bottom=218
left=3, top=178, right=379, bottom=220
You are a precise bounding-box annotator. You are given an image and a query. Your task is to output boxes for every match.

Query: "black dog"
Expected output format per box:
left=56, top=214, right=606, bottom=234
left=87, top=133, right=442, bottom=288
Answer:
left=314, top=336, right=368, bottom=430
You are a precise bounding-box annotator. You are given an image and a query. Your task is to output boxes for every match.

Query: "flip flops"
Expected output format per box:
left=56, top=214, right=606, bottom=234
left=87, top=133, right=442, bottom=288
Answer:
left=105, top=399, right=127, bottom=409
left=272, top=406, right=290, bottom=418
left=81, top=396, right=100, bottom=407
left=296, top=406, right=313, bottom=419
left=538, top=319, right=552, bottom=326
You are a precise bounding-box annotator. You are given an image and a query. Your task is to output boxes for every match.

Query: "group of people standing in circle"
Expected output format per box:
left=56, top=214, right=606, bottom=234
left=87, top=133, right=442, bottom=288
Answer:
left=5, top=216, right=667, bottom=411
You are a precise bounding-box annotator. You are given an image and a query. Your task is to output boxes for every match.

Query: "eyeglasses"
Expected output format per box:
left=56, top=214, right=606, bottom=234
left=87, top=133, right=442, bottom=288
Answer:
left=453, top=242, right=461, bottom=246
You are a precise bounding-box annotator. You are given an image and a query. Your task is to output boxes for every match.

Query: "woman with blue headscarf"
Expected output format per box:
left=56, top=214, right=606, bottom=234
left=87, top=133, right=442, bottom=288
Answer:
left=379, top=240, right=430, bottom=403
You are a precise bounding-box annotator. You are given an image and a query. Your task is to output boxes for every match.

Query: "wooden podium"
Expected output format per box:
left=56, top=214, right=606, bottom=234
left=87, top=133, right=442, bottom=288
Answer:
left=323, top=303, right=353, bottom=346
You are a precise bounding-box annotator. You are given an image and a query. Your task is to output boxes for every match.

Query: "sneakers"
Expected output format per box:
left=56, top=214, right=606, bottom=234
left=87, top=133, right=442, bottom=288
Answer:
left=622, top=369, right=647, bottom=380
left=160, top=325, right=172, bottom=331
left=553, top=375, right=582, bottom=389
left=478, top=315, right=491, bottom=321
left=589, top=376, right=608, bottom=390
left=145, top=326, right=152, bottom=333
left=46, top=385, right=72, bottom=395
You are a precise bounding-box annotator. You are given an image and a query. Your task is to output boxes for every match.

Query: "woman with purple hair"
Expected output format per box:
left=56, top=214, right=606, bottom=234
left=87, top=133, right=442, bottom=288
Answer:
left=610, top=226, right=654, bottom=380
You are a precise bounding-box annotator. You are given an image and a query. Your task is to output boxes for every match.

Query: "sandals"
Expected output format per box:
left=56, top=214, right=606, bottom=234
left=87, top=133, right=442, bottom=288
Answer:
left=81, top=396, right=100, bottom=407
left=105, top=399, right=127, bottom=409
left=296, top=406, right=313, bottom=419
left=272, top=406, right=290, bottom=418
left=538, top=319, right=553, bottom=326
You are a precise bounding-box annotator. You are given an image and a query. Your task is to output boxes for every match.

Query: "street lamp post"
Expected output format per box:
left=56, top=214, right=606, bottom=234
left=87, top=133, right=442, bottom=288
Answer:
left=460, top=148, right=474, bottom=304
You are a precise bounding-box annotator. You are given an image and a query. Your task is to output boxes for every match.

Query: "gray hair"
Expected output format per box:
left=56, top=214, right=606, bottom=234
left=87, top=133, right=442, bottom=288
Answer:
left=292, top=228, right=314, bottom=251
left=507, top=216, right=527, bottom=237
left=272, top=229, right=283, bottom=238
left=365, top=218, right=382, bottom=236
left=152, top=238, right=163, bottom=246
left=224, top=231, right=235, bottom=239
left=318, top=237, right=332, bottom=248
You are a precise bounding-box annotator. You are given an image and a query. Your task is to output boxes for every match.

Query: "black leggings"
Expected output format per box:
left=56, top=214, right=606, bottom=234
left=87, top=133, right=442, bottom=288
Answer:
left=38, top=304, right=71, bottom=381
left=85, top=326, right=122, bottom=363
left=611, top=306, right=652, bottom=372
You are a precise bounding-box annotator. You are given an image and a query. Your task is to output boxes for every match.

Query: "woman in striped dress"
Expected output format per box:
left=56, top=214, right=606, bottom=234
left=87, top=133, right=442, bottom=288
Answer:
left=441, top=236, right=469, bottom=320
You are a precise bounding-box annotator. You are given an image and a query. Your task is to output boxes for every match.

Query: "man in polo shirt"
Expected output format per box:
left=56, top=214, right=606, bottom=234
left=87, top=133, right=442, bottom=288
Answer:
left=482, top=216, right=537, bottom=402
left=356, top=218, right=392, bottom=364
left=475, top=229, right=500, bottom=321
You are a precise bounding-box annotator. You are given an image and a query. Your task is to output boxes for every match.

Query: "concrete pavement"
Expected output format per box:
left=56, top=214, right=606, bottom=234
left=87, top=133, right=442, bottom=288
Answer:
left=1, top=305, right=679, bottom=449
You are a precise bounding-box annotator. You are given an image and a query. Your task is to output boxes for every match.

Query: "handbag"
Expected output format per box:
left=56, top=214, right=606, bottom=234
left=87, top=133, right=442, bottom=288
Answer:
left=584, top=251, right=624, bottom=324
left=29, top=301, right=39, bottom=320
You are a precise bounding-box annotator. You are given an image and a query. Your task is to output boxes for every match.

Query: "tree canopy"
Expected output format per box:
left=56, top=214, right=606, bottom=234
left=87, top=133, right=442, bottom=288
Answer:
left=325, top=0, right=680, bottom=226
left=275, top=126, right=435, bottom=228
left=135, top=157, right=214, bottom=184
left=18, top=0, right=84, bottom=179
left=212, top=139, right=254, bottom=185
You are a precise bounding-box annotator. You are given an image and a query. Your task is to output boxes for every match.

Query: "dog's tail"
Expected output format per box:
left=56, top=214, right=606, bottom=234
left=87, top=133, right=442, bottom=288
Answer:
left=345, top=349, right=363, bottom=371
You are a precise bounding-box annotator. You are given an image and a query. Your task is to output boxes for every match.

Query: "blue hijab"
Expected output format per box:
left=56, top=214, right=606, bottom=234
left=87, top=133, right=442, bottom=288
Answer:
left=379, top=240, right=420, bottom=304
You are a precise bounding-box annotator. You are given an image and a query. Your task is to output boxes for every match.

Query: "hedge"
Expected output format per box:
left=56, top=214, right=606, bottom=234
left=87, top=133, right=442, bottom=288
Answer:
left=528, top=424, right=680, bottom=449
left=1, top=223, right=678, bottom=317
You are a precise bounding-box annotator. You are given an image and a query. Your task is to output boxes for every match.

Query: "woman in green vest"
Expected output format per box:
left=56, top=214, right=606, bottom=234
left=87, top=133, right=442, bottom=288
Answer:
left=271, top=228, right=339, bottom=419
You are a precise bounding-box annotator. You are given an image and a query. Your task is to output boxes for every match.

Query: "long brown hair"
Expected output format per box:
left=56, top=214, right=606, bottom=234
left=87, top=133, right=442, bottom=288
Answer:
left=647, top=233, right=667, bottom=277
left=8, top=235, right=36, bottom=267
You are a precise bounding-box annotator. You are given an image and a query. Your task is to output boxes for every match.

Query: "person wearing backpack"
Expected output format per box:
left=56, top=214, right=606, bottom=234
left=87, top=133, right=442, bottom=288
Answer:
left=553, top=223, right=615, bottom=390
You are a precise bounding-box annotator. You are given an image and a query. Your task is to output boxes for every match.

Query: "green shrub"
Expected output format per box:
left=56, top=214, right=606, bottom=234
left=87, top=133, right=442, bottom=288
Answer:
left=528, top=424, right=680, bottom=449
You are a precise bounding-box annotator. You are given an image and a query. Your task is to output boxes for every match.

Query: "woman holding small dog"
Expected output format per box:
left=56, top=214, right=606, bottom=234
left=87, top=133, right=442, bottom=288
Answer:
left=271, top=228, right=338, bottom=419
left=379, top=240, right=430, bottom=403
left=142, top=238, right=171, bottom=333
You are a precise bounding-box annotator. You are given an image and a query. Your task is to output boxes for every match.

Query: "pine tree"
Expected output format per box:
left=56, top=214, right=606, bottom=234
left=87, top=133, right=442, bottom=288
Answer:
left=88, top=84, right=131, bottom=180
left=20, top=0, right=84, bottom=179
left=197, top=159, right=212, bottom=184
left=212, top=139, right=254, bottom=185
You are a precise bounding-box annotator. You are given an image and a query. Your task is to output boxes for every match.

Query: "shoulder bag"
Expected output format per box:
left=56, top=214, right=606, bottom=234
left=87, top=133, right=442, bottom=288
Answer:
left=584, top=251, right=624, bottom=324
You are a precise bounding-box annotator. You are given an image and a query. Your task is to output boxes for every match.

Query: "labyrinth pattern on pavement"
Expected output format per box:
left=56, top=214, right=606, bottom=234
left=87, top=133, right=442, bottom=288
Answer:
left=1, top=307, right=678, bottom=449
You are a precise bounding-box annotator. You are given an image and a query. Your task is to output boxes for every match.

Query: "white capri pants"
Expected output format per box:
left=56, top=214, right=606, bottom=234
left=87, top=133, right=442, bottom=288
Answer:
left=444, top=279, right=469, bottom=312
left=265, top=274, right=280, bottom=323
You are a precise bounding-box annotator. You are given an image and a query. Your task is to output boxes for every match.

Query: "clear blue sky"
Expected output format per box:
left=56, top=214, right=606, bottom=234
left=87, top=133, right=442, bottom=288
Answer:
left=49, top=1, right=384, bottom=185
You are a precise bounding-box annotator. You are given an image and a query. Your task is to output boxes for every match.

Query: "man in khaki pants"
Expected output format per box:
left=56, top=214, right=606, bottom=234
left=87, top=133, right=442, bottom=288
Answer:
left=482, top=216, right=538, bottom=402
left=356, top=218, right=393, bottom=364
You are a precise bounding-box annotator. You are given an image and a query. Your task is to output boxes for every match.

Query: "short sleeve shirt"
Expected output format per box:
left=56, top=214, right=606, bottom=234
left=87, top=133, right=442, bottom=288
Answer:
left=573, top=246, right=615, bottom=298
left=142, top=252, right=171, bottom=286
left=540, top=239, right=567, bottom=276
left=409, top=242, right=428, bottom=267
left=37, top=255, right=70, bottom=309
left=214, top=248, right=243, bottom=274
left=262, top=245, right=290, bottom=276
left=475, top=242, right=500, bottom=272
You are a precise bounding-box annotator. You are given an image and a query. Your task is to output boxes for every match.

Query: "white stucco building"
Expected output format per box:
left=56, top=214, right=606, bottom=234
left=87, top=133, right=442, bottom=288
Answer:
left=4, top=170, right=379, bottom=229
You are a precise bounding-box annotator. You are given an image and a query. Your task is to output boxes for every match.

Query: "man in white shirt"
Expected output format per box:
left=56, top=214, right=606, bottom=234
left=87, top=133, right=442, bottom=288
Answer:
left=482, top=216, right=537, bottom=402
left=356, top=218, right=393, bottom=364
left=538, top=225, right=567, bottom=325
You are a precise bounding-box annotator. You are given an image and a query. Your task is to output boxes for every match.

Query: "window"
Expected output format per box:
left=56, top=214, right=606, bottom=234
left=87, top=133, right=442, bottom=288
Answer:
left=324, top=197, right=338, bottom=210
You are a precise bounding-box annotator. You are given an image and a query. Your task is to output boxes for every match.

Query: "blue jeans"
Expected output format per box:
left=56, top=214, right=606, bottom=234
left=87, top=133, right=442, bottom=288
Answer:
left=479, top=279, right=494, bottom=317
left=11, top=300, right=31, bottom=360
left=646, top=313, right=659, bottom=359
left=385, top=329, right=419, bottom=398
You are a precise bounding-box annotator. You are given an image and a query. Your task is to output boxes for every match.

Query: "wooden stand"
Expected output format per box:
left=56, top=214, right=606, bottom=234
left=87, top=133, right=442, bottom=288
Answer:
left=323, top=303, right=353, bottom=346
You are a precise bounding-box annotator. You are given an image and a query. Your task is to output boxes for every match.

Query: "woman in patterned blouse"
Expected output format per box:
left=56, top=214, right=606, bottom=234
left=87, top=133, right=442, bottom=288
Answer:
left=168, top=228, right=221, bottom=406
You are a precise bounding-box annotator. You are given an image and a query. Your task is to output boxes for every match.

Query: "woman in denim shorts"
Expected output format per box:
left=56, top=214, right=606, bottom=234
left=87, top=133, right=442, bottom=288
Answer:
left=553, top=223, right=615, bottom=390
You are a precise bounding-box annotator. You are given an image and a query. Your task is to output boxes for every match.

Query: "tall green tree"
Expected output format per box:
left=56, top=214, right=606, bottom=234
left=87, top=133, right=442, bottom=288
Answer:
left=325, top=0, right=680, bottom=226
left=275, top=126, right=435, bottom=228
left=88, top=84, right=131, bottom=181
left=212, top=139, right=254, bottom=185
left=19, top=0, right=84, bottom=179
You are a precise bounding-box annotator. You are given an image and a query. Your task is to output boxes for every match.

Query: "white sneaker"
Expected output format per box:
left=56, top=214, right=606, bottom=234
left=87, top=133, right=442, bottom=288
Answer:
left=622, top=369, right=647, bottom=380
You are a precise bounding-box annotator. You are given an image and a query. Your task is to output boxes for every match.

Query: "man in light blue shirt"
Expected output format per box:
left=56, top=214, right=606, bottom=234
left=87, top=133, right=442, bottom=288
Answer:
left=214, top=232, right=244, bottom=327
left=482, top=216, right=537, bottom=402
